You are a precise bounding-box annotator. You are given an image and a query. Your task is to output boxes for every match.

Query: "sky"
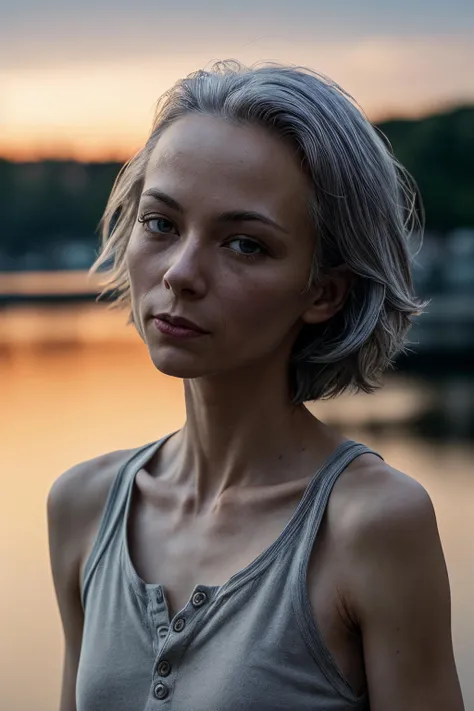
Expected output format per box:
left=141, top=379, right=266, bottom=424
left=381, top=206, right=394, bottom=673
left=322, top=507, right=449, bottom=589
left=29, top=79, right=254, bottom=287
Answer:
left=1, top=0, right=473, bottom=161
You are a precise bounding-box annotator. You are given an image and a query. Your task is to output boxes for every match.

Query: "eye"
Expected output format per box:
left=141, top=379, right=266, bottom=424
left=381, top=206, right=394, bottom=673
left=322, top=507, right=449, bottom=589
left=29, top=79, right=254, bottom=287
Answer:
left=137, top=214, right=177, bottom=235
left=226, top=237, right=268, bottom=260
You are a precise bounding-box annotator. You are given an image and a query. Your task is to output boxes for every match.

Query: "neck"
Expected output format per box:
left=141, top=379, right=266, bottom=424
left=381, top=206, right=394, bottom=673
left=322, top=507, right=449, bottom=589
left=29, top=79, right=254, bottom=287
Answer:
left=163, top=359, right=336, bottom=511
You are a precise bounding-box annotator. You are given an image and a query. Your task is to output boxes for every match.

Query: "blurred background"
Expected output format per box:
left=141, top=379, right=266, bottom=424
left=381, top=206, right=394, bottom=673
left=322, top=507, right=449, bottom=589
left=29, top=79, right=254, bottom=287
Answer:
left=1, top=1, right=473, bottom=709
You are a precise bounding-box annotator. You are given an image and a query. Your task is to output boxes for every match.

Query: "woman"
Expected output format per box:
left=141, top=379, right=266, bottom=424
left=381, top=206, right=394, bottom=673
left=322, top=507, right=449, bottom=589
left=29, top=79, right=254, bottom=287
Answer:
left=47, top=61, right=465, bottom=710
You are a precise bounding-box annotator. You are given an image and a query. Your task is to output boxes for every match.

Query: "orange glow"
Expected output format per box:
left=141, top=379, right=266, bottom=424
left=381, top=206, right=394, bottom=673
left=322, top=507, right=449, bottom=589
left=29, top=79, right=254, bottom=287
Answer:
left=0, top=135, right=140, bottom=162
left=0, top=303, right=473, bottom=707
left=1, top=36, right=473, bottom=162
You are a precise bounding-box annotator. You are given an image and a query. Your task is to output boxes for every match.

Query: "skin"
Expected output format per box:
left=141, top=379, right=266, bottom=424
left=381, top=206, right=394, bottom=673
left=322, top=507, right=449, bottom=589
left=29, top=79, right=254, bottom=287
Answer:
left=47, top=113, right=465, bottom=711
left=126, top=113, right=353, bottom=502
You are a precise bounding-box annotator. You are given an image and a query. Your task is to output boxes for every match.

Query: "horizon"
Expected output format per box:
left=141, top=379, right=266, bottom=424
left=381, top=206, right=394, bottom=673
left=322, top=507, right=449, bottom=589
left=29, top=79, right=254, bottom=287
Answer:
left=2, top=1, right=473, bottom=162
left=2, top=100, right=471, bottom=164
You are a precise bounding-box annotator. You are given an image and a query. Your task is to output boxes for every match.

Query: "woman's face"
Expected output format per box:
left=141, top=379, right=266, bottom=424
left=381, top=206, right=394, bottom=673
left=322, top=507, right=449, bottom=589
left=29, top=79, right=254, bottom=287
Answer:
left=126, top=113, right=341, bottom=381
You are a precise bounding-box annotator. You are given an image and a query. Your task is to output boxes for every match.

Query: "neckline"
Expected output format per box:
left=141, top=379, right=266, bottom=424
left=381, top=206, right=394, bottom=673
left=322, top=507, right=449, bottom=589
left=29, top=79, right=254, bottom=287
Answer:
left=121, top=431, right=360, bottom=607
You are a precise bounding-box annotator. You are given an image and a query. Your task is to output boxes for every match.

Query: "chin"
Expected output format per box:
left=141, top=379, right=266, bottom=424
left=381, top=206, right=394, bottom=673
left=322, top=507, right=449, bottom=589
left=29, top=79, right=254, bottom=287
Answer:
left=147, top=348, right=213, bottom=379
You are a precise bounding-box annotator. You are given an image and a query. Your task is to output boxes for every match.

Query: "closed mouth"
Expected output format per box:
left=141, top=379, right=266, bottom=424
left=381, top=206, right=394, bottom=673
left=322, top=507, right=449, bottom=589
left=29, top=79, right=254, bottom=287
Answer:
left=155, top=314, right=209, bottom=334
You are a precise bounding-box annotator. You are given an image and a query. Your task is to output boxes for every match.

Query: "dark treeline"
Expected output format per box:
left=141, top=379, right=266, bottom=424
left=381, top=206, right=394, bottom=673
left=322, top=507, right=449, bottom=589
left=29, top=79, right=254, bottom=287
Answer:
left=1, top=105, right=473, bottom=265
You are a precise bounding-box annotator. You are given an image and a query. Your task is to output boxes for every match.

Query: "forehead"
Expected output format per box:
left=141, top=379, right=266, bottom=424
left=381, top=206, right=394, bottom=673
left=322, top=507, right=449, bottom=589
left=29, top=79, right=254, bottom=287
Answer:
left=143, top=114, right=311, bottom=213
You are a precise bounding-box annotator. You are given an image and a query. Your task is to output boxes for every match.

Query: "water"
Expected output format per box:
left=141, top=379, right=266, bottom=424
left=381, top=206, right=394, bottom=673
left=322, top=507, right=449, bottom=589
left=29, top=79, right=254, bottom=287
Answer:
left=0, top=305, right=472, bottom=710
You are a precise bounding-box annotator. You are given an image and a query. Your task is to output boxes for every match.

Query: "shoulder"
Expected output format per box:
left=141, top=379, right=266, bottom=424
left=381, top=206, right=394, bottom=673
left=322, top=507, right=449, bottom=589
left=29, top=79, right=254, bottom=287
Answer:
left=48, top=447, right=139, bottom=525
left=350, top=455, right=434, bottom=543
left=329, top=449, right=433, bottom=538
left=46, top=447, right=141, bottom=696
left=330, top=451, right=440, bottom=620
left=47, top=446, right=141, bottom=571
left=329, top=455, right=464, bottom=708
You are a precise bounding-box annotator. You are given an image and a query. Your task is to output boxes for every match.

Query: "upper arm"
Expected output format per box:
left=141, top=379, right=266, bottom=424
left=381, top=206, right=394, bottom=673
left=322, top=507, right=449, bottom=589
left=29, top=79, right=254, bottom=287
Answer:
left=47, top=467, right=86, bottom=711
left=47, top=449, right=133, bottom=711
left=344, top=471, right=465, bottom=711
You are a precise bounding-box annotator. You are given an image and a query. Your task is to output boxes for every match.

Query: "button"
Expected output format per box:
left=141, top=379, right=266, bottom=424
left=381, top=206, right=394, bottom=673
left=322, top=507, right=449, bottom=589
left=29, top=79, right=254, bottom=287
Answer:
left=154, top=682, right=169, bottom=700
left=157, top=625, right=169, bottom=640
left=192, top=591, right=208, bottom=608
left=173, top=617, right=186, bottom=633
left=157, top=660, right=171, bottom=677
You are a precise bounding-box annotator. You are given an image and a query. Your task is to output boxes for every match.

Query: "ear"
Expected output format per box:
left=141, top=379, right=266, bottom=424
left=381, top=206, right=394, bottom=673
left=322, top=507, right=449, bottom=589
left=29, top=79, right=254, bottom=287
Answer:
left=301, top=265, right=354, bottom=326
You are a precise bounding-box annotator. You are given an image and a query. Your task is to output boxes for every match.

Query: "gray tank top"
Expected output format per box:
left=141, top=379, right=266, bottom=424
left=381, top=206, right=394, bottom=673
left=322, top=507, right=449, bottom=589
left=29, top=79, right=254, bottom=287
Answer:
left=77, top=432, right=383, bottom=711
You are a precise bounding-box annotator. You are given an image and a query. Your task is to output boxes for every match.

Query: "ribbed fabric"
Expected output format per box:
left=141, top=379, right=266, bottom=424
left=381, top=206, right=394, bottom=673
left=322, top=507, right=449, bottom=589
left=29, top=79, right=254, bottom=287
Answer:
left=77, top=432, right=383, bottom=711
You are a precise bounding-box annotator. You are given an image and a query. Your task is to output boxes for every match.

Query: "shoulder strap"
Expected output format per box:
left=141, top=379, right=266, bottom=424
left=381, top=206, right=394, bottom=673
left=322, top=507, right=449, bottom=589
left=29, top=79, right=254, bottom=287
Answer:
left=291, top=441, right=384, bottom=698
left=301, top=440, right=384, bottom=566
left=80, top=439, right=166, bottom=609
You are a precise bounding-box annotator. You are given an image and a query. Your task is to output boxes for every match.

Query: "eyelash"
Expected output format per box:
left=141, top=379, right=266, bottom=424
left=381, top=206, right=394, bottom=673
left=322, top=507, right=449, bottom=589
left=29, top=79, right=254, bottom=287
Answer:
left=137, top=214, right=268, bottom=261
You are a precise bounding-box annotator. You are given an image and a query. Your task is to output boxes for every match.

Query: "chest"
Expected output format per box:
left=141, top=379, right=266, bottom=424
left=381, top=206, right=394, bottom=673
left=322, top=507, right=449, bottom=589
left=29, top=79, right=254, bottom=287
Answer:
left=126, top=469, right=366, bottom=698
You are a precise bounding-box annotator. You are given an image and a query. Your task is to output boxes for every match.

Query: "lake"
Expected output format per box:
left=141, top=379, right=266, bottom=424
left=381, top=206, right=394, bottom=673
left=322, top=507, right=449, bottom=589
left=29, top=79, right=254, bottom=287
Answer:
left=0, top=304, right=472, bottom=709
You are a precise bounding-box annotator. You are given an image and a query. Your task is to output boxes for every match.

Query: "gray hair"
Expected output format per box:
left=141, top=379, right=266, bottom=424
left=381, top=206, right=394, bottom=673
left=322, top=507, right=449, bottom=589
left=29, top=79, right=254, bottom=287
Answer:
left=90, top=59, right=428, bottom=404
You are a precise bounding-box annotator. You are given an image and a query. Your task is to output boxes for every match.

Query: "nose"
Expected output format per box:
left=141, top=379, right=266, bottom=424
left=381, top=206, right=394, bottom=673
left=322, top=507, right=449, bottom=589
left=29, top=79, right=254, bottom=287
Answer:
left=162, top=235, right=208, bottom=296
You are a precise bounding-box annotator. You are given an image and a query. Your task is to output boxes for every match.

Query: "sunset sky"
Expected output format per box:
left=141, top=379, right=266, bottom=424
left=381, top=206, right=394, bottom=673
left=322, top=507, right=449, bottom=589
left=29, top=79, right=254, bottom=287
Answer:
left=2, top=0, right=474, bottom=161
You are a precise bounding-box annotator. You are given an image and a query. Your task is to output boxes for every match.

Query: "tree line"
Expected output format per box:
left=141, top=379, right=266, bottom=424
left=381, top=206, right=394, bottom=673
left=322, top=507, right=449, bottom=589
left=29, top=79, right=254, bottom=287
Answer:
left=1, top=105, right=473, bottom=261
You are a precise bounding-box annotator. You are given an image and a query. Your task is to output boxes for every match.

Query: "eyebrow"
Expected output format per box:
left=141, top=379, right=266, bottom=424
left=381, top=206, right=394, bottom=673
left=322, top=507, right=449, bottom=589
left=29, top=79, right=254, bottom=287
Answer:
left=140, top=188, right=290, bottom=235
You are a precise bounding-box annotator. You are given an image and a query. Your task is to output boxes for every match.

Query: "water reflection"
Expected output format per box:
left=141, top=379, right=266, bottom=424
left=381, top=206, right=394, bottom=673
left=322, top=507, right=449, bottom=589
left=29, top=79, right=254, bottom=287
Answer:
left=0, top=305, right=472, bottom=710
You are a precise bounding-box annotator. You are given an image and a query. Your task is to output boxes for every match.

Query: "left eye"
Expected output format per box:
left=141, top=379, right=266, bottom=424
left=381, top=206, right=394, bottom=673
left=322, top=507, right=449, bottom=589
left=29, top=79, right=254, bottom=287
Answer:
left=227, top=237, right=267, bottom=257
left=143, top=217, right=176, bottom=234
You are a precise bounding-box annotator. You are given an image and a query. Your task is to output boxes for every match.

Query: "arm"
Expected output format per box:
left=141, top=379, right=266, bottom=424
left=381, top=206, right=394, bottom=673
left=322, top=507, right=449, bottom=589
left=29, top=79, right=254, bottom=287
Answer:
left=47, top=449, right=131, bottom=711
left=47, top=467, right=86, bottom=711
left=344, top=472, right=465, bottom=711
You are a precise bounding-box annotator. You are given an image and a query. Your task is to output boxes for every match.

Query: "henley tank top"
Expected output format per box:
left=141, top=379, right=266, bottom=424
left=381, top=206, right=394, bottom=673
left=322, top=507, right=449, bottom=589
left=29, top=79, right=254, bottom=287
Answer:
left=77, top=432, right=384, bottom=711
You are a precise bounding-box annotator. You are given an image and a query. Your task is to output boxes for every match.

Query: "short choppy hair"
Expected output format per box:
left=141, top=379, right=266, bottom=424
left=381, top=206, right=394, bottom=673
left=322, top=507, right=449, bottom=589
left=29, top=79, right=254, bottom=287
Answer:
left=90, top=59, right=428, bottom=405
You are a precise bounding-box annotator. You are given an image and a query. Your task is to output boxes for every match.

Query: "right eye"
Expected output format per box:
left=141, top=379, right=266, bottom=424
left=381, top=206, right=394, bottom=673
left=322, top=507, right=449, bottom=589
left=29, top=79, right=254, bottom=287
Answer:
left=137, top=215, right=178, bottom=235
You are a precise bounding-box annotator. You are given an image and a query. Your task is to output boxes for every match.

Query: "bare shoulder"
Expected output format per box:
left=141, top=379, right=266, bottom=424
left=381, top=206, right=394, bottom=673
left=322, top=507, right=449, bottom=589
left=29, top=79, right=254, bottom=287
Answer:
left=47, top=448, right=142, bottom=711
left=328, top=449, right=433, bottom=538
left=48, top=447, right=139, bottom=529
left=328, top=449, right=440, bottom=617
left=328, top=454, right=464, bottom=709
left=47, top=446, right=140, bottom=581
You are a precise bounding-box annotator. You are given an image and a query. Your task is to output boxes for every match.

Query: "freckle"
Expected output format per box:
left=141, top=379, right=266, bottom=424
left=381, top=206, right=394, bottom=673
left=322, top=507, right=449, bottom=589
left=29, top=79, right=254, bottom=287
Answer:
left=301, top=447, right=306, bottom=452
left=278, top=455, right=283, bottom=460
left=396, top=650, right=400, bottom=655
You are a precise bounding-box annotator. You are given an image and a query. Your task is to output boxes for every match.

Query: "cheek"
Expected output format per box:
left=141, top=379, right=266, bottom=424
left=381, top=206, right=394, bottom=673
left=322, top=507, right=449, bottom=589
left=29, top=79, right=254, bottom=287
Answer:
left=124, top=230, right=138, bottom=278
left=227, top=274, right=302, bottom=335
left=125, top=232, right=156, bottom=297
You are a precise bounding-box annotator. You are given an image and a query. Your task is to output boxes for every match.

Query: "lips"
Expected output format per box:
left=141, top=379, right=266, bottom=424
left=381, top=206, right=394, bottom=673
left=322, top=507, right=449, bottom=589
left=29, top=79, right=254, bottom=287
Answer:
left=155, top=313, right=209, bottom=334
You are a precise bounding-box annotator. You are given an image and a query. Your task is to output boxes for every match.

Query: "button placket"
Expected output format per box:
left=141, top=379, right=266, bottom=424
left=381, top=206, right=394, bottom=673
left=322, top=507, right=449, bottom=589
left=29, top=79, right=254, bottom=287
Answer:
left=152, top=613, right=186, bottom=700
left=149, top=605, right=169, bottom=666
left=150, top=588, right=216, bottom=704
left=157, top=624, right=169, bottom=641
left=147, top=588, right=170, bottom=655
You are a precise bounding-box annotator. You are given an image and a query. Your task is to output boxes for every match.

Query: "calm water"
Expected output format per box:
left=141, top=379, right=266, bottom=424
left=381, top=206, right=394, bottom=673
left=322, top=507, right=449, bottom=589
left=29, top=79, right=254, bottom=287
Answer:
left=0, top=305, right=473, bottom=710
